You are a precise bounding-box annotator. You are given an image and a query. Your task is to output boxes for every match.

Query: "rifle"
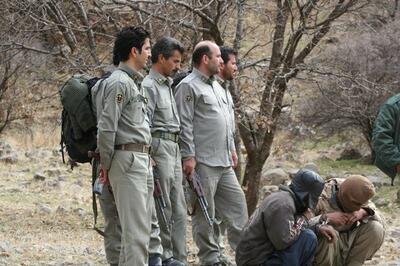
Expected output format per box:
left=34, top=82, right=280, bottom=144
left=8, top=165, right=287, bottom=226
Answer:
left=153, top=168, right=171, bottom=232
left=188, top=172, right=213, bottom=226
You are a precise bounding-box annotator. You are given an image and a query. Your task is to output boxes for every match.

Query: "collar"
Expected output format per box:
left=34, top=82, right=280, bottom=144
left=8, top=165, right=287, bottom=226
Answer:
left=331, top=191, right=346, bottom=212
left=118, top=62, right=144, bottom=82
left=328, top=180, right=345, bottom=211
left=149, top=68, right=172, bottom=86
left=215, top=75, right=225, bottom=85
left=192, top=68, right=216, bottom=85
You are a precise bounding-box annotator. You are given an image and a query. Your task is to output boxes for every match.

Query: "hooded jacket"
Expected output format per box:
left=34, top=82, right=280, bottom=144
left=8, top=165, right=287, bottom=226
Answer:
left=235, top=170, right=324, bottom=266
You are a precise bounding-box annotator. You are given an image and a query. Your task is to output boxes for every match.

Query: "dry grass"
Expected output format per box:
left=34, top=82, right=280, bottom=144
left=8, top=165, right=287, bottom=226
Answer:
left=1, top=129, right=399, bottom=265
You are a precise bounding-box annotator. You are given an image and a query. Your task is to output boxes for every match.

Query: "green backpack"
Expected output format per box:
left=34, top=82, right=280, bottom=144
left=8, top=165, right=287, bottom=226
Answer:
left=59, top=75, right=99, bottom=165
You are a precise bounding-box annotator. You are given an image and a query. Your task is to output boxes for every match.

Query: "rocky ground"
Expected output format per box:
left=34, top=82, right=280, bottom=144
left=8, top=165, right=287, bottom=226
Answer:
left=0, top=140, right=399, bottom=265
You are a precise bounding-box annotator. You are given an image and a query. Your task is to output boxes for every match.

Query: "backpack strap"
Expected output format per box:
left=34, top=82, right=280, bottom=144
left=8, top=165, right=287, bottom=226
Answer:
left=91, top=157, right=105, bottom=236
left=60, top=109, right=67, bottom=164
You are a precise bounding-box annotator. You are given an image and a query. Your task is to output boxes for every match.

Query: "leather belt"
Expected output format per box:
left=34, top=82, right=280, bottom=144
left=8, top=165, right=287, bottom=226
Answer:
left=114, top=143, right=150, bottom=153
left=152, top=131, right=179, bottom=143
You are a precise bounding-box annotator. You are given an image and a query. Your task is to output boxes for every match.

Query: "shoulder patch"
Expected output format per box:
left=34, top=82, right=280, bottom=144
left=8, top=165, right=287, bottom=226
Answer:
left=185, top=95, right=193, bottom=102
left=116, top=93, right=124, bottom=104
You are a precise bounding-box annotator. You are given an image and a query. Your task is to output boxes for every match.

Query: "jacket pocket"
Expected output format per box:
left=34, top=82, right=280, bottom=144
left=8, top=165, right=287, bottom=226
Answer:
left=157, top=99, right=172, bottom=120
left=131, top=101, right=145, bottom=124
left=202, top=95, right=217, bottom=105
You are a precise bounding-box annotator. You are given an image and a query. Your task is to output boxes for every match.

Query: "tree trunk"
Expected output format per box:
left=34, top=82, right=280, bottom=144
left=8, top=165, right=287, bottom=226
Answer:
left=234, top=132, right=243, bottom=183
left=243, top=155, right=264, bottom=215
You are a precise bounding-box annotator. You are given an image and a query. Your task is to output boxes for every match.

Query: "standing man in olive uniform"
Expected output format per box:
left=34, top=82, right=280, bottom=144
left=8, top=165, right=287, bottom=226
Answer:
left=175, top=41, right=248, bottom=265
left=97, top=26, right=153, bottom=266
left=142, top=37, right=187, bottom=266
left=213, top=46, right=239, bottom=264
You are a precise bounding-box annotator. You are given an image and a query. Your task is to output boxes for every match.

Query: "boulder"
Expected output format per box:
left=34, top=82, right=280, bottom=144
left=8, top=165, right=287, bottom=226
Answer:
left=373, top=197, right=389, bottom=207
left=0, top=154, right=18, bottom=164
left=337, top=147, right=362, bottom=161
left=39, top=204, right=52, bottom=214
left=261, top=168, right=290, bottom=186
left=44, top=169, right=62, bottom=177
left=33, top=173, right=46, bottom=181
left=259, top=185, right=279, bottom=201
left=366, top=175, right=391, bottom=188
left=303, top=162, right=319, bottom=173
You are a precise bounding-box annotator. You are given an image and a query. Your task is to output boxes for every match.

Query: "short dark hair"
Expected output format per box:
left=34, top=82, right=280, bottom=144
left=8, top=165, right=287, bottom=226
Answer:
left=113, top=26, right=150, bottom=63
left=220, top=46, right=237, bottom=64
left=151, top=37, right=185, bottom=64
left=192, top=45, right=212, bottom=67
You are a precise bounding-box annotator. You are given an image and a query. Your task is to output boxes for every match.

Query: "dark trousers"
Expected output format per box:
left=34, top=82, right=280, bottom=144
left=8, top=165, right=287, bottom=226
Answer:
left=264, top=229, right=317, bottom=266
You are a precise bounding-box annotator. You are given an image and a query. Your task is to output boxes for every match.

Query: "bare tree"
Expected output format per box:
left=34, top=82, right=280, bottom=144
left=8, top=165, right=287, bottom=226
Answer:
left=298, top=16, right=400, bottom=161
left=0, top=56, right=22, bottom=133
left=238, top=0, right=371, bottom=214
left=0, top=0, right=373, bottom=215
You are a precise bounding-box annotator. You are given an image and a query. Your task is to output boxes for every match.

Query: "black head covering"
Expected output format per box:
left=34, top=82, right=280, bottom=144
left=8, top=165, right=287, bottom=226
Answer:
left=289, top=169, right=325, bottom=213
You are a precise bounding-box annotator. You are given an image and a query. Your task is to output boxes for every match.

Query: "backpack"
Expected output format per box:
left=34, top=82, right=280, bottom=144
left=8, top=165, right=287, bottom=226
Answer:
left=59, top=74, right=109, bottom=236
left=59, top=75, right=100, bottom=165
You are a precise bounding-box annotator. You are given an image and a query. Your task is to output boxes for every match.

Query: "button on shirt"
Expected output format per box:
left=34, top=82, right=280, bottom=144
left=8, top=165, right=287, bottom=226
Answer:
left=142, top=68, right=180, bottom=133
left=175, top=68, right=235, bottom=167
left=97, top=63, right=151, bottom=170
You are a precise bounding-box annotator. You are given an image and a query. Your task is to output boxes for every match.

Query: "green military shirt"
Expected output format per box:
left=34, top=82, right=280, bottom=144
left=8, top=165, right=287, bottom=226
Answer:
left=175, top=68, right=234, bottom=167
left=142, top=68, right=180, bottom=133
left=215, top=75, right=236, bottom=154
left=97, top=63, right=151, bottom=170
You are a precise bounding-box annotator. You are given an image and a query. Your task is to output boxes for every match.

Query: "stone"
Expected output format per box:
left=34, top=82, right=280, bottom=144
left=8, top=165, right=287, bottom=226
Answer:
left=367, top=175, right=391, bottom=188
left=74, top=208, right=86, bottom=217
left=39, top=204, right=52, bottom=214
left=74, top=180, right=84, bottom=187
left=44, top=169, right=62, bottom=177
left=56, top=206, right=67, bottom=214
left=286, top=168, right=299, bottom=179
left=33, top=173, right=46, bottom=181
left=46, top=181, right=61, bottom=188
left=261, top=168, right=290, bottom=186
left=52, top=149, right=60, bottom=157
left=337, top=147, right=362, bottom=161
left=390, top=230, right=400, bottom=238
left=0, top=154, right=18, bottom=164
left=302, top=162, right=319, bottom=173
left=8, top=188, right=22, bottom=193
left=0, top=142, right=13, bottom=157
left=373, top=197, right=389, bottom=207
left=259, top=185, right=279, bottom=200
left=0, top=242, right=11, bottom=253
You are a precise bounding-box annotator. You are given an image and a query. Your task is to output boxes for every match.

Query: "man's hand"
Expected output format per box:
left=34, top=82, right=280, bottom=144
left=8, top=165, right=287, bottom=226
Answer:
left=100, top=164, right=110, bottom=185
left=232, top=151, right=238, bottom=169
left=318, top=225, right=337, bottom=243
left=347, top=208, right=368, bottom=224
left=150, top=157, right=156, bottom=167
left=326, top=212, right=350, bottom=226
left=183, top=157, right=196, bottom=181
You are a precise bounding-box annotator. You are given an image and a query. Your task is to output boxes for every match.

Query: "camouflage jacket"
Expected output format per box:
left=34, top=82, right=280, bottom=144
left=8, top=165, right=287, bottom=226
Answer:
left=313, top=178, right=383, bottom=232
